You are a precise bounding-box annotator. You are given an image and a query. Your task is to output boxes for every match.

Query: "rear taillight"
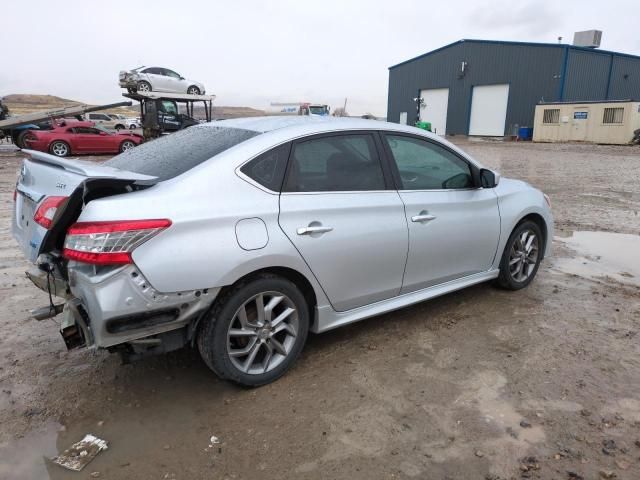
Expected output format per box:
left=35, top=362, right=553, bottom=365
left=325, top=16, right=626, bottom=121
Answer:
left=34, top=196, right=68, bottom=229
left=63, top=219, right=172, bottom=265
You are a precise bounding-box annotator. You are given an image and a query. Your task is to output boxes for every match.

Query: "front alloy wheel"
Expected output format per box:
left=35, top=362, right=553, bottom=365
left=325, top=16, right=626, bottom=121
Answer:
left=50, top=141, right=69, bottom=157
left=120, top=140, right=136, bottom=152
left=508, top=229, right=539, bottom=282
left=198, top=274, right=309, bottom=386
left=497, top=220, right=543, bottom=290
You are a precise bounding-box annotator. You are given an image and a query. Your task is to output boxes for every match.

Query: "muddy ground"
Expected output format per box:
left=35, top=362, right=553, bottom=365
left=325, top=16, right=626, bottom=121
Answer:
left=0, top=139, right=639, bottom=480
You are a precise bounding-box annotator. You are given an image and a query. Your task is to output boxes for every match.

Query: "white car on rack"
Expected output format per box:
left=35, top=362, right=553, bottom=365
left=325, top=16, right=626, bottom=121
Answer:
left=119, top=66, right=206, bottom=95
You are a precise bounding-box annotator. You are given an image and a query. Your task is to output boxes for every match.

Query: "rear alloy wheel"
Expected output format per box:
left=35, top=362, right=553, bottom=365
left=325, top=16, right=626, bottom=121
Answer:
left=187, top=86, right=201, bottom=95
left=497, top=220, right=543, bottom=290
left=119, top=140, right=136, bottom=152
left=15, top=130, right=31, bottom=149
left=137, top=81, right=151, bottom=93
left=50, top=141, right=70, bottom=157
left=198, top=274, right=309, bottom=386
left=129, top=124, right=137, bottom=130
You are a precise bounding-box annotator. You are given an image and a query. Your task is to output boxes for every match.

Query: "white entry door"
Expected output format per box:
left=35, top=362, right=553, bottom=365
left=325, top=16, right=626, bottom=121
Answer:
left=468, top=84, right=510, bottom=136
left=419, top=88, right=449, bottom=135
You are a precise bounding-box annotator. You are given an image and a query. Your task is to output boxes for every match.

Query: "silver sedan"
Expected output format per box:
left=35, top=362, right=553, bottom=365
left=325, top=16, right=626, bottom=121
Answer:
left=12, top=117, right=552, bottom=386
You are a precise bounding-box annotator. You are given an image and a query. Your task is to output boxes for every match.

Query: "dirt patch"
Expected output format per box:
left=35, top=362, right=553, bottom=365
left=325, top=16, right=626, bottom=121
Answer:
left=0, top=140, right=639, bottom=479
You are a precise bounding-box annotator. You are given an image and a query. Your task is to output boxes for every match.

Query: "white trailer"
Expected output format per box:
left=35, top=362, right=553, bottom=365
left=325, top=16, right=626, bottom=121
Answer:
left=267, top=102, right=330, bottom=116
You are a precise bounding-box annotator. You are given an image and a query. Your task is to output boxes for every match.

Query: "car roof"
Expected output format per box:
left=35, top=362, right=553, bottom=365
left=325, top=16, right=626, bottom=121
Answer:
left=207, top=116, right=423, bottom=135
left=195, top=116, right=484, bottom=169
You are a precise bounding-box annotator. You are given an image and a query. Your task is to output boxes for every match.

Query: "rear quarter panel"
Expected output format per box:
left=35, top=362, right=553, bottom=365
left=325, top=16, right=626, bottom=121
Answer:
left=76, top=153, right=329, bottom=307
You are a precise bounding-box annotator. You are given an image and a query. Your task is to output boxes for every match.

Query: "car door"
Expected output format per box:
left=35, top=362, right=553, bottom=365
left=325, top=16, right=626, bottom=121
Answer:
left=278, top=132, right=408, bottom=312
left=142, top=67, right=166, bottom=91
left=381, top=133, right=501, bottom=293
left=72, top=127, right=113, bottom=153
left=162, top=68, right=186, bottom=93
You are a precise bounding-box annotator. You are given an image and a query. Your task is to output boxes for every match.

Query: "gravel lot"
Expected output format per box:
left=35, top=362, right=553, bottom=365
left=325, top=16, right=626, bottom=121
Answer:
left=0, top=138, right=639, bottom=480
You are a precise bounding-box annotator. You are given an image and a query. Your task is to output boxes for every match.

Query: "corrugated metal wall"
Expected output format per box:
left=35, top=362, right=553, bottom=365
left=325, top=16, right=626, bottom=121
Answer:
left=563, top=50, right=611, bottom=101
left=608, top=56, right=640, bottom=99
left=387, top=40, right=640, bottom=135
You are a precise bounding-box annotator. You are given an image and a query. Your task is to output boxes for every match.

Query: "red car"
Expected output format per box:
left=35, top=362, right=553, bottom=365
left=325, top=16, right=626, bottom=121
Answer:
left=23, top=121, right=143, bottom=157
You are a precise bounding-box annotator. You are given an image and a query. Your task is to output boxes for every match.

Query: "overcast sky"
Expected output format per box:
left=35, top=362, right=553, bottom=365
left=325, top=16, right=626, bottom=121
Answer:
left=1, top=0, right=637, bottom=116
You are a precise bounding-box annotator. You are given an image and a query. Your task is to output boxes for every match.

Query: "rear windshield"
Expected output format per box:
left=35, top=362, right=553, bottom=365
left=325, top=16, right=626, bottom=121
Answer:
left=104, top=126, right=260, bottom=181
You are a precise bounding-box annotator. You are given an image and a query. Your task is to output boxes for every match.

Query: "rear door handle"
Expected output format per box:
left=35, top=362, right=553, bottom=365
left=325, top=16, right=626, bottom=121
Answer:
left=411, top=212, right=436, bottom=223
left=297, top=226, right=333, bottom=235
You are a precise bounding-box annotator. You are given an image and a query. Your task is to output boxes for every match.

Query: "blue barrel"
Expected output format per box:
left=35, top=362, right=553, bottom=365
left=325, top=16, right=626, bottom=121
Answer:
left=518, top=127, right=533, bottom=140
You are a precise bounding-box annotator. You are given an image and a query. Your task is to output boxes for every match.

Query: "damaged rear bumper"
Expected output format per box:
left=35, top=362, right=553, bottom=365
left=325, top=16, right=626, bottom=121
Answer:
left=27, top=261, right=219, bottom=352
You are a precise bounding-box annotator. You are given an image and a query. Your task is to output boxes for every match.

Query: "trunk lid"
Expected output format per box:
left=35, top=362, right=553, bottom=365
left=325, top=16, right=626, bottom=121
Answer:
left=13, top=149, right=156, bottom=262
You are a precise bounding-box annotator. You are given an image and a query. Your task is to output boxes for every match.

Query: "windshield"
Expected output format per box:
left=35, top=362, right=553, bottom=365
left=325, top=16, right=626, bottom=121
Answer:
left=104, top=126, right=261, bottom=181
left=93, top=124, right=112, bottom=134
left=309, top=106, right=328, bottom=115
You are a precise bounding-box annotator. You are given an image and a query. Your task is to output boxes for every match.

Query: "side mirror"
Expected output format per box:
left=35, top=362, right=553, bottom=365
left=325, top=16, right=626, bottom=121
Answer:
left=99, top=131, right=107, bottom=136
left=180, top=76, right=185, bottom=80
left=480, top=169, right=500, bottom=188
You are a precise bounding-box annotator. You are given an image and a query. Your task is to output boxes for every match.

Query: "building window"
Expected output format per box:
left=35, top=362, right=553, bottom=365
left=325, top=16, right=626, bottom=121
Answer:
left=542, top=109, right=560, bottom=124
left=603, top=107, right=624, bottom=124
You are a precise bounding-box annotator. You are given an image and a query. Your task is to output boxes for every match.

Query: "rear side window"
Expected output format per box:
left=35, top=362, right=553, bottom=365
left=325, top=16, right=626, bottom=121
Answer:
left=284, top=134, right=385, bottom=192
left=105, top=126, right=260, bottom=181
left=240, top=144, right=290, bottom=192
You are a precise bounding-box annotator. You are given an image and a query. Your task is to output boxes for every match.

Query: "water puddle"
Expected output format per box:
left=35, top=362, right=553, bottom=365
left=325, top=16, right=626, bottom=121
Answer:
left=555, top=231, right=640, bottom=286
left=0, top=420, right=62, bottom=480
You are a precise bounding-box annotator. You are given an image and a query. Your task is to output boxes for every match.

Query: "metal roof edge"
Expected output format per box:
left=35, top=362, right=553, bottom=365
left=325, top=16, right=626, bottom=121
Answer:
left=388, top=39, right=640, bottom=70
left=537, top=99, right=637, bottom=105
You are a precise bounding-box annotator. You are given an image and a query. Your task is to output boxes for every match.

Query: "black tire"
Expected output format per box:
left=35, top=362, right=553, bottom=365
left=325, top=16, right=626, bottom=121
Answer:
left=119, top=140, right=136, bottom=153
left=187, top=85, right=201, bottom=95
left=137, top=80, right=152, bottom=93
left=115, top=124, right=125, bottom=131
left=129, top=124, right=137, bottom=130
left=197, top=273, right=309, bottom=387
left=496, top=220, right=544, bottom=290
left=127, top=87, right=135, bottom=94
left=15, top=130, right=30, bottom=149
left=49, top=140, right=70, bottom=157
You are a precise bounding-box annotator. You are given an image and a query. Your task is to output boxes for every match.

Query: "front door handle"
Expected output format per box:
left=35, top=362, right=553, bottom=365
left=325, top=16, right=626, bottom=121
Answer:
left=411, top=212, right=436, bottom=223
left=297, top=225, right=333, bottom=235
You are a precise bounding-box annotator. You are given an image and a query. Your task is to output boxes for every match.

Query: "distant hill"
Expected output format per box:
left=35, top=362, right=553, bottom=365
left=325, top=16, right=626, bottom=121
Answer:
left=2, top=94, right=136, bottom=117
left=3, top=93, right=265, bottom=120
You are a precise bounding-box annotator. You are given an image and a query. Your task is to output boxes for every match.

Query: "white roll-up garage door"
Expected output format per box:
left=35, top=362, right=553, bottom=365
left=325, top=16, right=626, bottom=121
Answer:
left=468, top=84, right=510, bottom=136
left=419, top=88, right=449, bottom=135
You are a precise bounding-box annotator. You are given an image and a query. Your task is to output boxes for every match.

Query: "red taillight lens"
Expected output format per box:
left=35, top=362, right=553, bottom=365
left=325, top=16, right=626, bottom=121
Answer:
left=63, top=219, right=172, bottom=265
left=33, top=196, right=68, bottom=229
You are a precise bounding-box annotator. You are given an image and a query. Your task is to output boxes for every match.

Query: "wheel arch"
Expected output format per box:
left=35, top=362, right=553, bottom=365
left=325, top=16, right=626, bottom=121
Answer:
left=513, top=212, right=548, bottom=259
left=187, top=85, right=200, bottom=94
left=221, top=266, right=317, bottom=327
left=189, top=265, right=320, bottom=345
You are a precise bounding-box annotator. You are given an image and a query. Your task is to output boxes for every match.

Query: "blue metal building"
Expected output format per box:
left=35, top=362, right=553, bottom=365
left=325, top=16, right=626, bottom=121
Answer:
left=387, top=39, right=640, bottom=136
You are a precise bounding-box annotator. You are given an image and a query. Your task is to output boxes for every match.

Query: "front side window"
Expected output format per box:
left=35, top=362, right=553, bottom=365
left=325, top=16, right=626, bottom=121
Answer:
left=160, top=101, right=178, bottom=115
left=385, top=135, right=473, bottom=190
left=74, top=127, right=100, bottom=135
left=284, top=134, right=385, bottom=192
left=163, top=69, right=181, bottom=79
left=240, top=144, right=290, bottom=192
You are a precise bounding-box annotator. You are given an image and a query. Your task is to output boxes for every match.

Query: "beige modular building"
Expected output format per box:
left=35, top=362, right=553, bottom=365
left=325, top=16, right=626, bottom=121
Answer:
left=533, top=100, right=640, bottom=144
